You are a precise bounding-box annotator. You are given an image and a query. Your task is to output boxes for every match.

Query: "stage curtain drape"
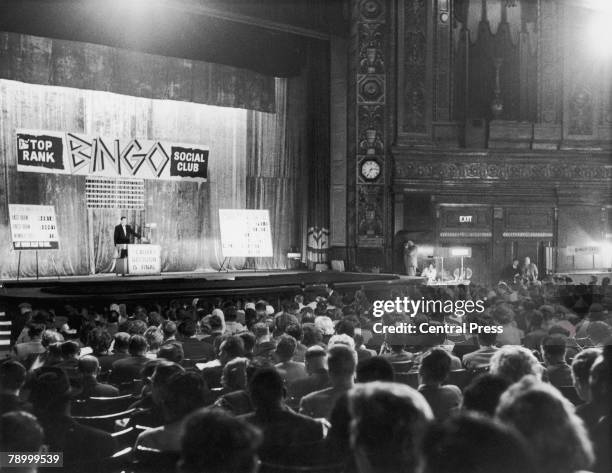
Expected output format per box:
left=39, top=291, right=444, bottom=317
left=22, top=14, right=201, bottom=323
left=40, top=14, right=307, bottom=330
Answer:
left=0, top=75, right=306, bottom=277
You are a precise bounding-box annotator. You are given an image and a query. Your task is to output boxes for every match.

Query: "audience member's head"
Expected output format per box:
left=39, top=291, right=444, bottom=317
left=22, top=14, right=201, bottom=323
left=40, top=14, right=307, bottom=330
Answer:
left=179, top=408, right=261, bottom=473
left=60, top=340, right=80, bottom=360
left=489, top=346, right=542, bottom=383
left=221, top=357, right=249, bottom=392
left=349, top=382, right=433, bottom=473
left=285, top=323, right=303, bottom=343
left=496, top=376, right=594, bottom=473
left=275, top=334, right=297, bottom=363
left=29, top=366, right=76, bottom=415
left=0, top=360, right=27, bottom=394
left=112, top=332, right=130, bottom=354
left=128, top=334, right=148, bottom=356
left=570, top=348, right=600, bottom=402
left=162, top=320, right=177, bottom=340
left=541, top=334, right=567, bottom=364
left=327, top=345, right=357, bottom=386
left=1, top=411, right=45, bottom=457
left=419, top=348, right=451, bottom=385
left=304, top=345, right=327, bottom=374
left=143, top=327, right=164, bottom=352
left=420, top=413, right=536, bottom=473
left=77, top=355, right=100, bottom=378
left=462, top=373, right=510, bottom=416
left=161, top=371, right=207, bottom=424
left=239, top=331, right=256, bottom=356
left=87, top=328, right=112, bottom=355
left=219, top=336, right=245, bottom=364
left=328, top=333, right=356, bottom=350
left=302, top=323, right=323, bottom=347
left=157, top=340, right=184, bottom=363
left=151, top=361, right=185, bottom=405
left=248, top=368, right=285, bottom=411
left=356, top=356, right=394, bottom=383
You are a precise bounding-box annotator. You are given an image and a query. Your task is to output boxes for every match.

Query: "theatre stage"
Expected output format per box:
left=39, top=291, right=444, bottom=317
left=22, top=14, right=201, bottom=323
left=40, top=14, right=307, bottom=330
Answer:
left=0, top=270, right=426, bottom=305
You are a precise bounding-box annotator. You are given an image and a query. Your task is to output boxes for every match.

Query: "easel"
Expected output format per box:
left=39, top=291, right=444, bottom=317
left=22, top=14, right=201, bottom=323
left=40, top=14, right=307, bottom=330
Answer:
left=16, top=250, right=61, bottom=281
left=218, top=257, right=260, bottom=272
left=218, top=257, right=232, bottom=272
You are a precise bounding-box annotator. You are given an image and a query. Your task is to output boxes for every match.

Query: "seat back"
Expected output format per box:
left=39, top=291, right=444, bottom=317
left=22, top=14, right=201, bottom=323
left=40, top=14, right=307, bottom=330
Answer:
left=133, top=446, right=180, bottom=472
left=558, top=385, right=582, bottom=405
left=390, top=360, right=414, bottom=373
left=73, top=394, right=136, bottom=416
left=395, top=371, right=419, bottom=389
left=445, top=369, right=472, bottom=390
left=73, top=408, right=137, bottom=432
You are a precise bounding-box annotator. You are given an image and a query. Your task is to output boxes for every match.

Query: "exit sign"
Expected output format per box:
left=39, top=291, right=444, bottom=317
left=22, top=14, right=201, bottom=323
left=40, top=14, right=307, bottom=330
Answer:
left=459, top=215, right=473, bottom=223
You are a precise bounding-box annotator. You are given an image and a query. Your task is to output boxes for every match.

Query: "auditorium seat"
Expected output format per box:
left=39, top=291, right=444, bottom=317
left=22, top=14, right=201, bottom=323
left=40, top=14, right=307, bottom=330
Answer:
left=395, top=372, right=419, bottom=389
left=445, top=369, right=472, bottom=390
left=73, top=408, right=137, bottom=432
left=133, top=445, right=180, bottom=473
left=73, top=394, right=136, bottom=416
left=63, top=447, right=133, bottom=473
left=111, top=426, right=140, bottom=449
left=390, top=360, right=414, bottom=373
left=558, top=386, right=582, bottom=406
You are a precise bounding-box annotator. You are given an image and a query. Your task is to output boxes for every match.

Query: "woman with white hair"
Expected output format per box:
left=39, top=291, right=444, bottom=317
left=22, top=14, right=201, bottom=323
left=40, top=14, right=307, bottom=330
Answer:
left=489, top=345, right=543, bottom=383
left=496, top=376, right=594, bottom=473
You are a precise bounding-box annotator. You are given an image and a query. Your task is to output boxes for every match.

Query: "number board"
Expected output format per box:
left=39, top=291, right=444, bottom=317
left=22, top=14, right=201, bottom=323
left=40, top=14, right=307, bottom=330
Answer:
left=9, top=204, right=59, bottom=250
left=219, top=209, right=273, bottom=258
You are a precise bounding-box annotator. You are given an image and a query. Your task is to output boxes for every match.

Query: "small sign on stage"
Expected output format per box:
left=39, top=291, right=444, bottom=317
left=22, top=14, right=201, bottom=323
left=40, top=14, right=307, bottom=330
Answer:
left=127, top=245, right=161, bottom=275
left=219, top=209, right=273, bottom=258
left=9, top=204, right=59, bottom=250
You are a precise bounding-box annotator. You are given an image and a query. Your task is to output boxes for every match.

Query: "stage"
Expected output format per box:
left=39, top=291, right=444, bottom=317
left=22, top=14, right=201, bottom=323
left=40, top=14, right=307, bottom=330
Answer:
left=0, top=270, right=426, bottom=305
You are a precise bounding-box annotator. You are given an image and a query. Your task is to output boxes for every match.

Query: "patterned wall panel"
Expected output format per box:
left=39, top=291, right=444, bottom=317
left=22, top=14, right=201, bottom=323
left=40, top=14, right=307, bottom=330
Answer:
left=354, top=0, right=388, bottom=250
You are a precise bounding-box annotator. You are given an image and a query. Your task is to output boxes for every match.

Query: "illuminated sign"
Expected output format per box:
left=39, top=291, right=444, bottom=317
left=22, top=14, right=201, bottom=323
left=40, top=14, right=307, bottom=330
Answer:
left=459, top=215, right=473, bottom=223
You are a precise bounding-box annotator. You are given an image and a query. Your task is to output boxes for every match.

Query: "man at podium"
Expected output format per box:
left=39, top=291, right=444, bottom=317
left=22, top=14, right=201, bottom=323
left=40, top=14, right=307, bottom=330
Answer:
left=114, top=216, right=140, bottom=258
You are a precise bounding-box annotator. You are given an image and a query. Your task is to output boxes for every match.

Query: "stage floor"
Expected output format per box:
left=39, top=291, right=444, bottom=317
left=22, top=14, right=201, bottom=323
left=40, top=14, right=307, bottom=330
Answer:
left=0, top=270, right=426, bottom=305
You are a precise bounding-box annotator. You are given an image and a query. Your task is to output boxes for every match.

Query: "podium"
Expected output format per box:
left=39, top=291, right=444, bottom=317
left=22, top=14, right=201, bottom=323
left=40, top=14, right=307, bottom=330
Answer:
left=115, top=244, right=161, bottom=276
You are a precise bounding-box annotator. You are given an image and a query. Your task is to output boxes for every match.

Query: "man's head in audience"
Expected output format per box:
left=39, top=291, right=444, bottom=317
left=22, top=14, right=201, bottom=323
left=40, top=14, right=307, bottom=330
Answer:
left=221, top=357, right=248, bottom=392
left=209, top=315, right=224, bottom=334
left=252, top=323, right=270, bottom=343
left=541, top=334, right=567, bottom=366
left=462, top=373, right=510, bottom=416
left=285, top=323, right=303, bottom=343
left=275, top=334, right=297, bottom=363
left=151, top=361, right=185, bottom=406
left=356, top=356, right=394, bottom=383
left=87, top=328, right=112, bottom=356
left=327, top=345, right=357, bottom=388
left=113, top=332, right=130, bottom=354
left=0, top=360, right=27, bottom=396
left=128, top=334, right=148, bottom=357
left=489, top=346, right=542, bottom=383
left=571, top=348, right=600, bottom=402
left=419, top=348, right=451, bottom=386
left=60, top=340, right=80, bottom=361
left=589, top=351, right=611, bottom=411
left=29, top=367, right=76, bottom=417
left=144, top=327, right=164, bottom=353
left=178, top=319, right=197, bottom=339
left=349, top=382, right=433, bottom=473
left=158, top=341, right=184, bottom=363
left=1, top=411, right=45, bottom=473
left=302, top=323, right=323, bottom=347
left=162, top=320, right=177, bottom=341
left=77, top=355, right=101, bottom=380
left=335, top=319, right=355, bottom=338
left=160, top=371, right=207, bottom=424
left=328, top=333, right=356, bottom=350
left=248, top=368, right=286, bottom=412
left=420, top=413, right=536, bottom=473
left=179, top=408, right=261, bottom=473
left=496, top=376, right=594, bottom=473
left=239, top=332, right=256, bottom=357
left=304, top=346, right=327, bottom=375
left=219, top=336, right=245, bottom=365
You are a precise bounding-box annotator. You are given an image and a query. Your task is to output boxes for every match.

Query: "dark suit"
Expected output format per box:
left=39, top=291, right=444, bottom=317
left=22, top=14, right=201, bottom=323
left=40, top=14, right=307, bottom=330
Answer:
left=114, top=224, right=140, bottom=257
left=109, top=355, right=148, bottom=385
left=178, top=337, right=215, bottom=361
left=287, top=369, right=330, bottom=410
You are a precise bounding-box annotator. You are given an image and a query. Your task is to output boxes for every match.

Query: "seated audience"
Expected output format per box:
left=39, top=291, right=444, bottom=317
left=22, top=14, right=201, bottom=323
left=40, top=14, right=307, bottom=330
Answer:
left=143, top=326, right=164, bottom=358
left=496, top=376, right=594, bottom=473
left=0, top=360, right=31, bottom=414
left=219, top=357, right=249, bottom=396
left=493, top=305, right=524, bottom=346
left=136, top=371, right=208, bottom=452
left=461, top=373, right=510, bottom=416
left=418, top=348, right=462, bottom=420
left=285, top=323, right=307, bottom=362
left=462, top=325, right=499, bottom=370
left=489, top=345, right=543, bottom=383
left=241, top=368, right=323, bottom=458
left=349, top=382, right=433, bottom=473
left=1, top=411, right=45, bottom=472
left=13, top=323, right=45, bottom=362
left=300, top=344, right=357, bottom=420
left=109, top=334, right=149, bottom=385
left=158, top=340, right=185, bottom=363
left=287, top=345, right=329, bottom=408
left=77, top=355, right=120, bottom=398
left=355, top=356, right=394, bottom=383
left=178, top=408, right=261, bottom=473
left=98, top=331, right=129, bottom=374
left=274, top=334, right=307, bottom=384
left=28, top=366, right=117, bottom=466
left=224, top=306, right=246, bottom=335
left=420, top=413, right=537, bottom=473
left=200, top=335, right=245, bottom=388
left=541, top=334, right=573, bottom=387
left=252, top=323, right=276, bottom=362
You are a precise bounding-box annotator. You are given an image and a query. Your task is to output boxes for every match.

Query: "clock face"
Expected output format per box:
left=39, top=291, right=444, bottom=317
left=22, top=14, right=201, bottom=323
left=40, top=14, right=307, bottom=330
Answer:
left=361, top=160, right=381, bottom=180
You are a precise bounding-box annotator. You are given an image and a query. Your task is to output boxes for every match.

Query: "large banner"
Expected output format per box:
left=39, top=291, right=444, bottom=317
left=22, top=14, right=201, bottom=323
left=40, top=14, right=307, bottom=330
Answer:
left=219, top=209, right=273, bottom=258
left=16, top=129, right=209, bottom=182
left=9, top=204, right=59, bottom=250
